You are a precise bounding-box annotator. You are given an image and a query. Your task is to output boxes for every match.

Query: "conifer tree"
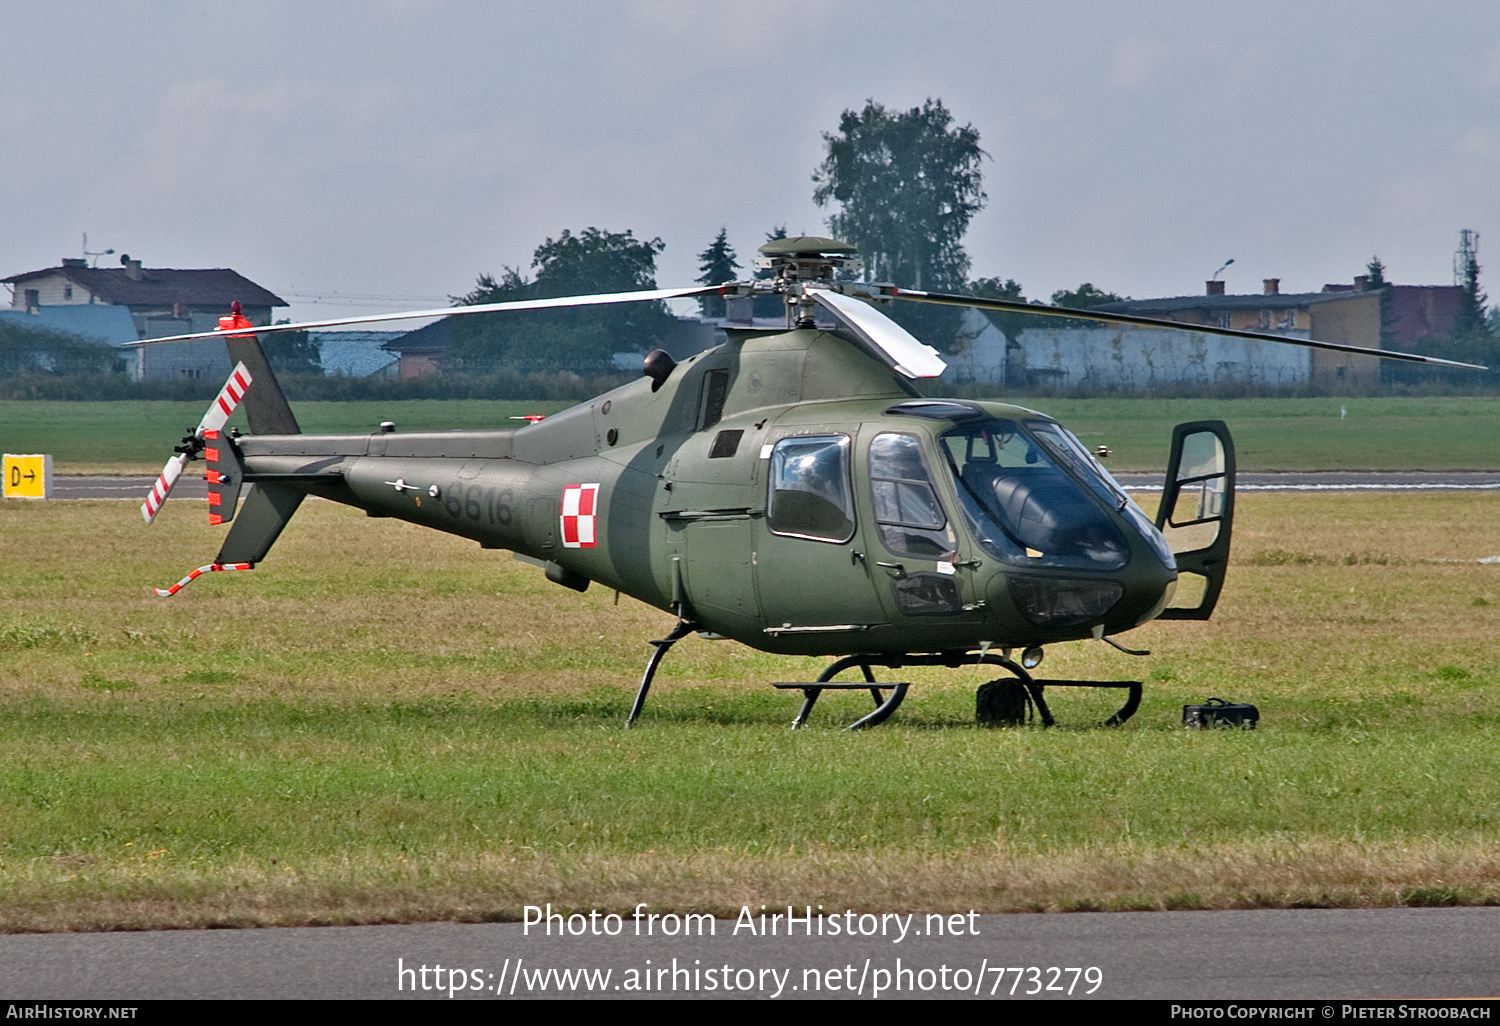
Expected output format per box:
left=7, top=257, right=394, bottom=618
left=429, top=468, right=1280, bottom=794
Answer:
left=694, top=227, right=740, bottom=318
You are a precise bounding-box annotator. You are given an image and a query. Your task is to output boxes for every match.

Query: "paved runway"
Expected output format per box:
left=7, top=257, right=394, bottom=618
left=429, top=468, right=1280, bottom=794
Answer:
left=1, top=907, right=1496, bottom=1000
left=51, top=475, right=210, bottom=501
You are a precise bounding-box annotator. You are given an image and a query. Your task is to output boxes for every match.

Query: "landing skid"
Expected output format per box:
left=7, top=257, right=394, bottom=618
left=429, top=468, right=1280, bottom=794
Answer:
left=775, top=652, right=1144, bottom=730
left=625, top=620, right=700, bottom=728
left=627, top=634, right=1142, bottom=730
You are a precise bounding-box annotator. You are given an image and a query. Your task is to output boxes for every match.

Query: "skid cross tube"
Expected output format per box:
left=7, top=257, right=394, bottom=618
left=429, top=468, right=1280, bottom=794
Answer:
left=626, top=620, right=700, bottom=728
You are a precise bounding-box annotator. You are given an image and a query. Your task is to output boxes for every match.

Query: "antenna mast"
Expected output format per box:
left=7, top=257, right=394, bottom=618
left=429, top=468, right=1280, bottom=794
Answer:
left=1454, top=229, right=1479, bottom=286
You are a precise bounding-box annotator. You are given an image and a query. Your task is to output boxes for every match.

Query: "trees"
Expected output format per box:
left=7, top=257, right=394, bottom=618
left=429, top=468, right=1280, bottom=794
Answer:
left=1041, top=283, right=1129, bottom=330
left=1379, top=248, right=1498, bottom=385
left=812, top=99, right=986, bottom=351
left=1454, top=247, right=1488, bottom=341
left=449, top=227, right=676, bottom=372
left=1448, top=247, right=1498, bottom=371
left=264, top=323, right=323, bottom=376
left=694, top=227, right=740, bottom=318
left=812, top=98, right=986, bottom=292
left=963, top=276, right=1031, bottom=343
left=1049, top=283, right=1124, bottom=310
left=0, top=319, right=121, bottom=378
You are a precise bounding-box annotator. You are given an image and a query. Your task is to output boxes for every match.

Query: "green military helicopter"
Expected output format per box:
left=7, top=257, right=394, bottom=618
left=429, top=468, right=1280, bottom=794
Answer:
left=131, top=237, right=1483, bottom=730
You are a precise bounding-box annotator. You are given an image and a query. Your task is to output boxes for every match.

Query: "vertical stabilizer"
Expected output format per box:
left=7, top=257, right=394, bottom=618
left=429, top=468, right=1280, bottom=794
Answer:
left=215, top=484, right=304, bottom=566
left=219, top=304, right=301, bottom=435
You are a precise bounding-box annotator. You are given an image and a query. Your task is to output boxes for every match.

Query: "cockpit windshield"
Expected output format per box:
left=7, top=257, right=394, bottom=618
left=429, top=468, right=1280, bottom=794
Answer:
left=938, top=418, right=1132, bottom=571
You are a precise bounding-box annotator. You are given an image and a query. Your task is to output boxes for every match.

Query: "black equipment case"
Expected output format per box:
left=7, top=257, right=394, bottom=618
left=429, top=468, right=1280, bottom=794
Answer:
left=1183, top=698, right=1259, bottom=729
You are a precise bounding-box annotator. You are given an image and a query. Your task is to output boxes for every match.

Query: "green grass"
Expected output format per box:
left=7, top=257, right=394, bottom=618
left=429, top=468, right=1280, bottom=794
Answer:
left=2, top=395, right=1498, bottom=473
left=1016, top=396, right=1500, bottom=471
left=1, top=492, right=1498, bottom=928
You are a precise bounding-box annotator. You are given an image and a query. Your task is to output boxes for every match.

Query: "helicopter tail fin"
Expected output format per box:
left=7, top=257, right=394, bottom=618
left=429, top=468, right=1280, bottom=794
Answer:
left=218, top=305, right=300, bottom=436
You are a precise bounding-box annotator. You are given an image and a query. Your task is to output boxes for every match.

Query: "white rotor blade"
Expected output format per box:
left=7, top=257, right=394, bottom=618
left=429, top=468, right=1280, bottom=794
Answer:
left=810, top=287, right=947, bottom=378
left=140, top=362, right=253, bottom=523
left=121, top=287, right=721, bottom=347
left=141, top=453, right=188, bottom=524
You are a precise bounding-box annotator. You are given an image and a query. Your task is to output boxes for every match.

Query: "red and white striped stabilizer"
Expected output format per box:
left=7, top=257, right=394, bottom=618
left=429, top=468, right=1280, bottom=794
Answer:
left=140, top=361, right=253, bottom=524
left=153, top=561, right=253, bottom=598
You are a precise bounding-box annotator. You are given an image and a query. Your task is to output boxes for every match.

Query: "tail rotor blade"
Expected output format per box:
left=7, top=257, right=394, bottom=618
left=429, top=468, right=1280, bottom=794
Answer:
left=141, top=453, right=189, bottom=523
left=198, top=362, right=253, bottom=435
left=140, top=362, right=254, bottom=524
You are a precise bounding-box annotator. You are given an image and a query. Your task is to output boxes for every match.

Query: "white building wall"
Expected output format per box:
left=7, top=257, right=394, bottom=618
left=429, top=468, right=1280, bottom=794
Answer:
left=942, top=309, right=1010, bottom=385
left=9, top=271, right=95, bottom=308
left=941, top=310, right=1311, bottom=389
left=1016, top=326, right=1311, bottom=389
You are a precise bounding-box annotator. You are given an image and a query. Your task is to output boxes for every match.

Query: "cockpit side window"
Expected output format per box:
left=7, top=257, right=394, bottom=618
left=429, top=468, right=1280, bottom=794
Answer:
left=940, top=418, right=1130, bottom=571
left=767, top=434, right=855, bottom=543
left=869, top=432, right=954, bottom=559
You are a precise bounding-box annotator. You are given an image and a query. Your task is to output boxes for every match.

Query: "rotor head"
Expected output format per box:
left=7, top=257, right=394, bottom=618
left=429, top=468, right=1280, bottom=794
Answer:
left=753, top=236, right=862, bottom=286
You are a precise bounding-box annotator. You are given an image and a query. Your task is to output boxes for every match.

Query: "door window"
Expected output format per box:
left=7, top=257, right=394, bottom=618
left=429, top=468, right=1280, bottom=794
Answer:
left=767, top=435, right=854, bottom=542
left=868, top=432, right=954, bottom=559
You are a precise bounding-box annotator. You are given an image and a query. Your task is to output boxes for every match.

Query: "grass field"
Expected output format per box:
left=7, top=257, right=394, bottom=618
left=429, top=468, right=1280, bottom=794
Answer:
left=2, top=395, right=1499, bottom=473
left=1, top=491, right=1498, bottom=931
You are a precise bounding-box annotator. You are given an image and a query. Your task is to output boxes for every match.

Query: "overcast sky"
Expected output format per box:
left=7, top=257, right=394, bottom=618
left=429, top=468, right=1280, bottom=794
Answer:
left=4, top=1, right=1498, bottom=324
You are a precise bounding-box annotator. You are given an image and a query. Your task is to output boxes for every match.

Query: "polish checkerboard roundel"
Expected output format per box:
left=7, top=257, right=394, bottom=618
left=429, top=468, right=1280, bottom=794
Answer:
left=560, top=483, right=600, bottom=548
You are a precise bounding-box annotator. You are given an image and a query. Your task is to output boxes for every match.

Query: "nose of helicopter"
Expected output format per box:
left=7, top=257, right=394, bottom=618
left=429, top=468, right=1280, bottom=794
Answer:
left=1115, top=549, right=1180, bottom=629
left=985, top=547, right=1178, bottom=638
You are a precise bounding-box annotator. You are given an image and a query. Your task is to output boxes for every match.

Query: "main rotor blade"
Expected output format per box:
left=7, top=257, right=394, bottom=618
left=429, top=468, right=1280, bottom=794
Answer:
left=809, top=287, right=947, bottom=378
left=120, top=286, right=722, bottom=347
left=892, top=288, right=1488, bottom=371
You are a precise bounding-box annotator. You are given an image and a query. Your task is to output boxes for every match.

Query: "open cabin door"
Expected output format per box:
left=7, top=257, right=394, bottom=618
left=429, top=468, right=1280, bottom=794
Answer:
left=1154, top=421, right=1235, bottom=620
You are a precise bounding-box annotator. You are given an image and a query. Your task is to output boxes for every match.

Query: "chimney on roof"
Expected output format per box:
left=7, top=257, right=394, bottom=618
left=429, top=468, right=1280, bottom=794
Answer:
left=1263, top=278, right=1280, bottom=295
left=62, top=257, right=86, bottom=268
left=1206, top=280, right=1226, bottom=295
left=123, top=258, right=142, bottom=281
left=1353, top=275, right=1370, bottom=291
